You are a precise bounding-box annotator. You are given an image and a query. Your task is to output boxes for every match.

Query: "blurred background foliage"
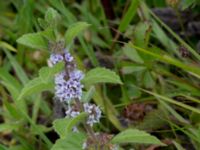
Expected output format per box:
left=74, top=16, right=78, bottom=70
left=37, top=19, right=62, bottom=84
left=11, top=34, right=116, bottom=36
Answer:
left=0, top=0, right=200, bottom=149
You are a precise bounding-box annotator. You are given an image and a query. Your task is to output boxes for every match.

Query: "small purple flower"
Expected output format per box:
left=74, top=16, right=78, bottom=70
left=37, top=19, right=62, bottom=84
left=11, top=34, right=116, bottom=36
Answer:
left=54, top=70, right=84, bottom=102
left=64, top=52, right=73, bottom=62
left=50, top=53, right=64, bottom=65
left=65, top=106, right=80, bottom=118
left=83, top=103, right=101, bottom=126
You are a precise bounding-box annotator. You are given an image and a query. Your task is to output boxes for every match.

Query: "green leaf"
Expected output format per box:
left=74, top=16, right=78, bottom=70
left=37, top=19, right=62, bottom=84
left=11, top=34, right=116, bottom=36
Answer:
left=39, top=62, right=64, bottom=83
left=51, top=132, right=86, bottom=150
left=111, top=129, right=165, bottom=146
left=40, top=28, right=56, bottom=41
left=0, top=144, right=7, bottom=150
left=123, top=44, right=144, bottom=63
left=129, top=44, right=200, bottom=77
left=65, top=22, right=90, bottom=45
left=0, top=68, right=21, bottom=99
left=172, top=140, right=186, bottom=150
left=121, top=65, right=146, bottom=74
left=141, top=89, right=200, bottom=114
left=159, top=100, right=189, bottom=124
left=143, top=71, right=155, bottom=89
left=45, top=8, right=60, bottom=24
left=134, top=22, right=151, bottom=48
left=4, top=101, right=22, bottom=119
left=3, top=50, right=29, bottom=85
left=118, top=0, right=140, bottom=32
left=0, top=123, right=19, bottom=132
left=17, top=77, right=54, bottom=101
left=0, top=41, right=17, bottom=52
left=181, top=0, right=196, bottom=10
left=82, top=86, right=95, bottom=103
left=17, top=33, right=48, bottom=50
left=152, top=20, right=177, bottom=55
left=53, top=113, right=87, bottom=138
left=17, top=62, right=64, bottom=100
left=82, top=67, right=122, bottom=85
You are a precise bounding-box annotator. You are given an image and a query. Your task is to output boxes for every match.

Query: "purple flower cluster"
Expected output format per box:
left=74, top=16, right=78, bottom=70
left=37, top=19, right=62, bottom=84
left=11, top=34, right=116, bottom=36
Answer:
left=49, top=47, right=101, bottom=134
left=54, top=70, right=84, bottom=102
left=83, top=103, right=101, bottom=126
left=50, top=50, right=84, bottom=102
left=65, top=103, right=101, bottom=127
left=49, top=50, right=73, bottom=66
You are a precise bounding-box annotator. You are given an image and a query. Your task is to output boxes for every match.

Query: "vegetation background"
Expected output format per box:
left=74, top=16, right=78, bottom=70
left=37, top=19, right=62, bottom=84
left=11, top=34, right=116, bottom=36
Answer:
left=0, top=0, right=200, bottom=149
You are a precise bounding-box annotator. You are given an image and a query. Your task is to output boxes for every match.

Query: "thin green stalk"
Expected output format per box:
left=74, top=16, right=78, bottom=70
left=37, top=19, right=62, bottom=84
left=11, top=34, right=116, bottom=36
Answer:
left=149, top=9, right=200, bottom=60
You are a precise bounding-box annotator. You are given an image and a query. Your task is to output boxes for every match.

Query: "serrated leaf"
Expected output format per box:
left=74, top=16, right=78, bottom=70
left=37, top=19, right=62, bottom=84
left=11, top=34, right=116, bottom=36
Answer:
left=82, top=67, right=122, bottom=85
left=65, top=22, right=90, bottom=45
left=53, top=112, right=87, bottom=138
left=17, top=77, right=54, bottom=101
left=51, top=132, right=86, bottom=150
left=111, top=129, right=165, bottom=146
left=17, top=33, right=48, bottom=50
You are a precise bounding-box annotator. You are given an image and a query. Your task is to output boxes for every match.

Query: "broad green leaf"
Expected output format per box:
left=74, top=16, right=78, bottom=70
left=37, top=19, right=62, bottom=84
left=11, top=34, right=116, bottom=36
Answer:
left=17, top=63, right=64, bottom=100
left=123, top=44, right=144, bottom=63
left=51, top=132, right=86, bottom=150
left=119, top=0, right=140, bottom=32
left=65, top=22, right=90, bottom=45
left=17, top=77, right=54, bottom=101
left=17, top=33, right=48, bottom=50
left=82, top=67, right=122, bottom=85
left=111, top=129, right=165, bottom=146
left=53, top=112, right=87, bottom=138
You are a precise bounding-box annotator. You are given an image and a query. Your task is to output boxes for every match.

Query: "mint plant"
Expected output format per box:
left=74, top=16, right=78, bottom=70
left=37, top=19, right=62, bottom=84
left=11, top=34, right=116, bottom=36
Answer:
left=15, top=7, right=165, bottom=150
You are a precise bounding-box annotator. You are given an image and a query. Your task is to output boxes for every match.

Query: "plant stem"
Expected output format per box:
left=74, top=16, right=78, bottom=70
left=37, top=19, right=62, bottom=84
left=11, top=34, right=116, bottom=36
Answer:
left=74, top=98, right=98, bottom=142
